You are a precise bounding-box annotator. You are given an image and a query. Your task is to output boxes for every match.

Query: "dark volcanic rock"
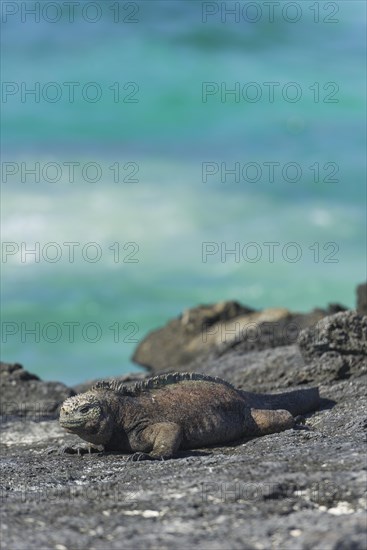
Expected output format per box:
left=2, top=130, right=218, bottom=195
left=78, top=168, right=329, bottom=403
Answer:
left=132, top=300, right=254, bottom=372
left=168, top=345, right=315, bottom=392
left=1, top=367, right=366, bottom=550
left=357, top=282, right=367, bottom=315
left=298, top=311, right=367, bottom=381
left=0, top=361, right=75, bottom=419
left=133, top=301, right=345, bottom=374
left=1, top=303, right=366, bottom=550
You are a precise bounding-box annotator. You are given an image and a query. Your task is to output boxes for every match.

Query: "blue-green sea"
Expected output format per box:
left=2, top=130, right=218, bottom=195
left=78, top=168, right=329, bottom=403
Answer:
left=1, top=1, right=366, bottom=384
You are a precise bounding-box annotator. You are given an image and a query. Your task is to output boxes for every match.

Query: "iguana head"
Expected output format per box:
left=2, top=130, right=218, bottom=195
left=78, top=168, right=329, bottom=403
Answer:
left=59, top=391, right=113, bottom=445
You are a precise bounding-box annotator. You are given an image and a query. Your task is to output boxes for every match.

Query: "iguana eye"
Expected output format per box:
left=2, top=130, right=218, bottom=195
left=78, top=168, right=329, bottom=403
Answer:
left=79, top=406, right=90, bottom=414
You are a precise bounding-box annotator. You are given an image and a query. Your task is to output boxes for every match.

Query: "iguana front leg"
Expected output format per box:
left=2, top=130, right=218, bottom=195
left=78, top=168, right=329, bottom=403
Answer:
left=130, top=422, right=183, bottom=461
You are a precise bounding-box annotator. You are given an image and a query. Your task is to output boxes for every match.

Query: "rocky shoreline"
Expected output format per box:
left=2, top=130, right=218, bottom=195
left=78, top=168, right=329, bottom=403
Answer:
left=1, top=284, right=366, bottom=550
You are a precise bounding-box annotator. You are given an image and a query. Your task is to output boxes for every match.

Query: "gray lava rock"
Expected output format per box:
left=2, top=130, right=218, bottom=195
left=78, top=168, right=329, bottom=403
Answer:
left=133, top=301, right=345, bottom=374
left=356, top=282, right=367, bottom=315
left=177, top=345, right=319, bottom=392
left=1, top=299, right=366, bottom=550
left=1, top=368, right=365, bottom=550
left=0, top=362, right=75, bottom=419
left=298, top=311, right=367, bottom=382
left=132, top=300, right=253, bottom=372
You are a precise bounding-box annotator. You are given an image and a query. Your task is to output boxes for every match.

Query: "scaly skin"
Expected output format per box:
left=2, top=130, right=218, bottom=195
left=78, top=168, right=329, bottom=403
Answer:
left=59, top=373, right=320, bottom=460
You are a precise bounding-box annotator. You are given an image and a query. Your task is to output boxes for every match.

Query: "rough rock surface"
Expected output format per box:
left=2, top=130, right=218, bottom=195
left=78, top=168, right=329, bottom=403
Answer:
left=133, top=301, right=345, bottom=374
left=1, top=310, right=366, bottom=549
left=0, top=362, right=75, bottom=419
left=298, top=311, right=367, bottom=381
left=356, top=282, right=367, bottom=315
left=132, top=300, right=253, bottom=372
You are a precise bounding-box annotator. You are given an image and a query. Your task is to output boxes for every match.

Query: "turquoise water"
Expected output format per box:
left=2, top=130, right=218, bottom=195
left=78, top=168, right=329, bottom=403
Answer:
left=1, top=1, right=366, bottom=384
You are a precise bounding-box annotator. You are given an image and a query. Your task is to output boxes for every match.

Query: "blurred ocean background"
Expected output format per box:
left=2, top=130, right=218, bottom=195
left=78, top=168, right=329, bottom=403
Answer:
left=1, top=1, right=366, bottom=384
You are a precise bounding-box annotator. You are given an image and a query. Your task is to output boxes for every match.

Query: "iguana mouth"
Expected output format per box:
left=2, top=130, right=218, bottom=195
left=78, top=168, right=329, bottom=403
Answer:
left=60, top=420, right=83, bottom=430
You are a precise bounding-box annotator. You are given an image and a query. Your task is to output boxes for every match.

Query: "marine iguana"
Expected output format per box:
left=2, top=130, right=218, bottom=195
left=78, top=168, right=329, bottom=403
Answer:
left=59, top=373, right=320, bottom=460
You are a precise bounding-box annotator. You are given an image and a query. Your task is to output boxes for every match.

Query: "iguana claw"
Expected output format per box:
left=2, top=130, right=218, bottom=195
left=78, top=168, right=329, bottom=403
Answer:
left=47, top=444, right=100, bottom=455
left=129, top=452, right=156, bottom=462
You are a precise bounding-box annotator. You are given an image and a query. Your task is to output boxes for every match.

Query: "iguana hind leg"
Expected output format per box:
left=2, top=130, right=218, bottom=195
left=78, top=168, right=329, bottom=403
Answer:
left=250, top=408, right=295, bottom=436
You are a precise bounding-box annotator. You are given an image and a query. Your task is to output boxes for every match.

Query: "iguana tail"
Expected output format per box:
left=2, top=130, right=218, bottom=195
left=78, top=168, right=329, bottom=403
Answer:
left=240, top=387, right=320, bottom=417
